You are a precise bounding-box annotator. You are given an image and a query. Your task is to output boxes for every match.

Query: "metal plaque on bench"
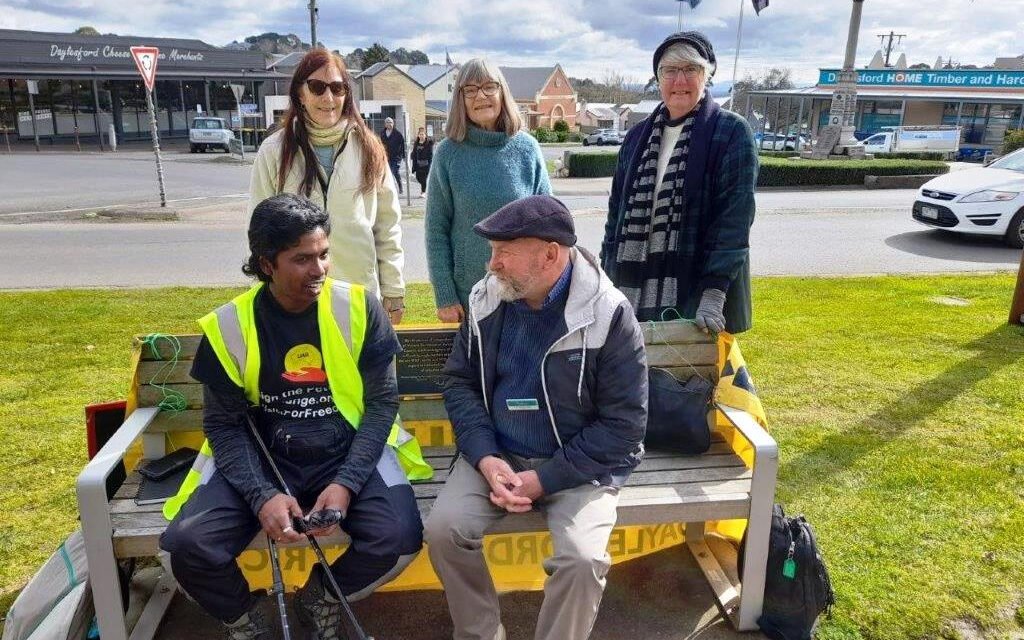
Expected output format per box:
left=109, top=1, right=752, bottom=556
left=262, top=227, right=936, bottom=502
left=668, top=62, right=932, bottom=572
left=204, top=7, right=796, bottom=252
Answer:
left=395, top=326, right=457, bottom=396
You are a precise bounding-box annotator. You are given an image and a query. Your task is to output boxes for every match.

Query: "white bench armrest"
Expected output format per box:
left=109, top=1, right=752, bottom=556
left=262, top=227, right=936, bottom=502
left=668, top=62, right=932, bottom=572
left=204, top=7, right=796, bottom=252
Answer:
left=76, top=407, right=161, bottom=640
left=716, top=403, right=778, bottom=631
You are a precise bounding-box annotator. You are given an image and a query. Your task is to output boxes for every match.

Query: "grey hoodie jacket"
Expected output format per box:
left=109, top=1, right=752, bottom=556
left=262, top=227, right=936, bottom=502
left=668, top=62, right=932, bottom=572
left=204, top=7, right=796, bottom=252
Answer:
left=442, top=246, right=649, bottom=495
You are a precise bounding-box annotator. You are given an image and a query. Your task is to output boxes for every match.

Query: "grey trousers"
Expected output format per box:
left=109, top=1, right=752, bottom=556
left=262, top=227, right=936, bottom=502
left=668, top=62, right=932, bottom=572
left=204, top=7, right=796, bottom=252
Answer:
left=425, top=456, right=620, bottom=640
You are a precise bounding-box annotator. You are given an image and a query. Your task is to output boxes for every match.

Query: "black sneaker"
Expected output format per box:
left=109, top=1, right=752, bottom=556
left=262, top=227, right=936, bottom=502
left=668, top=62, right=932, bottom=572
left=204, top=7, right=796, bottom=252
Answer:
left=294, top=571, right=348, bottom=640
left=224, top=605, right=272, bottom=640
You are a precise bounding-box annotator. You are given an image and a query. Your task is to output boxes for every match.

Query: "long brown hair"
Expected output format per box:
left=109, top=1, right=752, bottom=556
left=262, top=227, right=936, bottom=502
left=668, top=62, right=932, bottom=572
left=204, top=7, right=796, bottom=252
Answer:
left=278, top=48, right=388, bottom=196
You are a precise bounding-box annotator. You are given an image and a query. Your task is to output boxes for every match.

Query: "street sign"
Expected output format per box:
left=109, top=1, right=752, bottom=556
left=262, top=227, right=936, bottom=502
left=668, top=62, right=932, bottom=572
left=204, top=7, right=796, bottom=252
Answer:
left=26, top=80, right=38, bottom=95
left=130, top=46, right=160, bottom=92
left=228, top=84, right=246, bottom=160
left=129, top=46, right=167, bottom=206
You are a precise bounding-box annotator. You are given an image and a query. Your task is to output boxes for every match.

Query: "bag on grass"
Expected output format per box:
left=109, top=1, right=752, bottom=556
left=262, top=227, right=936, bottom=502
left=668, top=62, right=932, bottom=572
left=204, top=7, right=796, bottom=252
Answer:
left=752, top=504, right=836, bottom=640
left=644, top=367, right=713, bottom=454
left=2, top=529, right=93, bottom=640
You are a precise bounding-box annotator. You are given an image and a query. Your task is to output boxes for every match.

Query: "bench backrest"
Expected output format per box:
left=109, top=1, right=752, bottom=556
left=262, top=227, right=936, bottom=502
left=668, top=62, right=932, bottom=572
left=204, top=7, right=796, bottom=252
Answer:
left=130, top=320, right=718, bottom=447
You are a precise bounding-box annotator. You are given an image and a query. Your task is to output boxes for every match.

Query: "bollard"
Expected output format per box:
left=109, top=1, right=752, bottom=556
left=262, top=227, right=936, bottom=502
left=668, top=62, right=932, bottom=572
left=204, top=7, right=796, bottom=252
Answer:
left=108, top=123, right=117, bottom=152
left=74, top=125, right=81, bottom=152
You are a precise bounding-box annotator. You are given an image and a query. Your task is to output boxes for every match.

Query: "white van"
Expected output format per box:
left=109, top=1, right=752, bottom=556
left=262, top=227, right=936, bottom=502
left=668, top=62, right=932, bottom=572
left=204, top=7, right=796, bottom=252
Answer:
left=859, top=126, right=960, bottom=157
left=189, top=117, right=234, bottom=153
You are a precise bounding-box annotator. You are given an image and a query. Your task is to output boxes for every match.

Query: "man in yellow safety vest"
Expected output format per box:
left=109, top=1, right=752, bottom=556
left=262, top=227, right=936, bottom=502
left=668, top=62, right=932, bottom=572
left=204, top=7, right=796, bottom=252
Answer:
left=160, top=193, right=428, bottom=640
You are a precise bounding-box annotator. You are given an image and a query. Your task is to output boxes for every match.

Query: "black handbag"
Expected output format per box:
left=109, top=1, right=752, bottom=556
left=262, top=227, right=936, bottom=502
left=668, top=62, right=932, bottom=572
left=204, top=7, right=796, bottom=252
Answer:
left=644, top=367, right=713, bottom=454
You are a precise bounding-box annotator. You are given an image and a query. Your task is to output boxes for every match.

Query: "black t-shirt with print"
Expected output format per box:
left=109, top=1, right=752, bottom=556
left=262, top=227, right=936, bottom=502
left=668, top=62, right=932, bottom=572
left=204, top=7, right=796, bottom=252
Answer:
left=190, top=286, right=401, bottom=437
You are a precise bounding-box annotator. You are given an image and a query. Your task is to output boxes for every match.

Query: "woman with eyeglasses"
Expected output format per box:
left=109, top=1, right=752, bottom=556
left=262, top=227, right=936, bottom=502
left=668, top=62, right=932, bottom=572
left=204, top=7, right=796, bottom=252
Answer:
left=602, top=31, right=757, bottom=333
left=250, top=48, right=406, bottom=324
left=425, top=58, right=551, bottom=323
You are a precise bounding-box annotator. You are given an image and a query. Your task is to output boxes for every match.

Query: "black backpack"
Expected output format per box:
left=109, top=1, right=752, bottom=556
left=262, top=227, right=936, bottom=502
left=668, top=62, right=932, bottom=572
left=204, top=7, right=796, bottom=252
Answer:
left=744, top=504, right=835, bottom=640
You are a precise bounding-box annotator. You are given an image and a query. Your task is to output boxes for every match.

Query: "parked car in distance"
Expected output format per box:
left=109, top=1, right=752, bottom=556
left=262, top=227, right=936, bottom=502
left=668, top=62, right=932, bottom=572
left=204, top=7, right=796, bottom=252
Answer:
left=583, top=128, right=623, bottom=146
left=189, top=117, right=234, bottom=153
left=912, top=147, right=1024, bottom=248
left=759, top=133, right=808, bottom=151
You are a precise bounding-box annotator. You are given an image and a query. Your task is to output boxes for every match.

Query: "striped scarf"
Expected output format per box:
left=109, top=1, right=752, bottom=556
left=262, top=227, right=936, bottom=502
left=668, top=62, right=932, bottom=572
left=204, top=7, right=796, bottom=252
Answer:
left=614, top=100, right=702, bottom=320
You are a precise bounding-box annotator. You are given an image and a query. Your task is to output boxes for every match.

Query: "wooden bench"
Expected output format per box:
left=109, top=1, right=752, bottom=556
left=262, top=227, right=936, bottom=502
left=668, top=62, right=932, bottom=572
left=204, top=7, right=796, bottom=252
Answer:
left=76, top=321, right=777, bottom=640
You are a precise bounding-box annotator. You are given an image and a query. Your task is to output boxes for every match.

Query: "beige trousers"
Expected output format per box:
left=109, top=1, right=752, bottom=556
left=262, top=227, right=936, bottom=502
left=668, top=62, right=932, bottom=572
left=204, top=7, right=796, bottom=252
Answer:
left=425, top=456, right=620, bottom=640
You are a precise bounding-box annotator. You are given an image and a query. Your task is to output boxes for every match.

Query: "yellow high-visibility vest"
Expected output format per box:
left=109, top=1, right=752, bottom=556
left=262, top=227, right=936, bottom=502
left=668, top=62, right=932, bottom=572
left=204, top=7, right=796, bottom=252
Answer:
left=164, top=278, right=432, bottom=521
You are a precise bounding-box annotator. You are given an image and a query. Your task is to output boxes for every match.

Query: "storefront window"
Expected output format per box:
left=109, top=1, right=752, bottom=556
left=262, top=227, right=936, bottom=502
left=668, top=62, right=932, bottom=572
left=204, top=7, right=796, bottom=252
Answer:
left=857, top=100, right=902, bottom=135
left=984, top=104, right=1022, bottom=145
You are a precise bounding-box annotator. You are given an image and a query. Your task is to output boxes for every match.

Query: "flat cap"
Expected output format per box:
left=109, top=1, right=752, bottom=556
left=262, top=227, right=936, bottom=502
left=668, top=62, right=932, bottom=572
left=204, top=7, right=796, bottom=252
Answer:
left=473, top=195, right=576, bottom=246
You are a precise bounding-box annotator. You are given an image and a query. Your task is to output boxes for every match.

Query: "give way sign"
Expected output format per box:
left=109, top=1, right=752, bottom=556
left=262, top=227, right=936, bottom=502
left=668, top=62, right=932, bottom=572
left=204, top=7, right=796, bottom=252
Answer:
left=130, top=46, right=160, bottom=92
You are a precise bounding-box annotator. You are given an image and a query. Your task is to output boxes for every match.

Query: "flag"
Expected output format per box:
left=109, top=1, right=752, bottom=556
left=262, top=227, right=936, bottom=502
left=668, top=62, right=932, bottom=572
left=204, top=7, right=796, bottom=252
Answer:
left=714, top=332, right=767, bottom=429
left=445, top=49, right=453, bottom=67
left=752, top=0, right=769, bottom=14
left=683, top=0, right=702, bottom=7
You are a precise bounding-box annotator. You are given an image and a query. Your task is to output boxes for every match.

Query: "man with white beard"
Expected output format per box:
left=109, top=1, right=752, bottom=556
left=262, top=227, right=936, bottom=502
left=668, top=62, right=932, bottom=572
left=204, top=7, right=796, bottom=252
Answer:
left=424, top=194, right=649, bottom=640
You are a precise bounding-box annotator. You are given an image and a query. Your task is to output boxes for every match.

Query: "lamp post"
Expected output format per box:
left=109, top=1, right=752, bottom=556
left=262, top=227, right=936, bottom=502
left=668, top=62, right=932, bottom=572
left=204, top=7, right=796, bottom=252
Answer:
left=309, top=0, right=318, bottom=48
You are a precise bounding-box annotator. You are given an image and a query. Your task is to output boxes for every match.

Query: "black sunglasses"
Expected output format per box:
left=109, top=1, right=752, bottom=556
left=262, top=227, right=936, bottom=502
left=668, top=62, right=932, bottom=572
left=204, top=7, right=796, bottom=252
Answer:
left=305, top=79, right=347, bottom=97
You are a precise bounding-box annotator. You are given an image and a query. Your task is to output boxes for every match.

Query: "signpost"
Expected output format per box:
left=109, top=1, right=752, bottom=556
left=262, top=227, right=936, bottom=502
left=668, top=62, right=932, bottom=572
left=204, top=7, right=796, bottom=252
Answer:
left=229, top=84, right=246, bottom=160
left=26, top=79, right=40, bottom=152
left=1011, top=252, right=1024, bottom=326
left=130, top=46, right=167, bottom=208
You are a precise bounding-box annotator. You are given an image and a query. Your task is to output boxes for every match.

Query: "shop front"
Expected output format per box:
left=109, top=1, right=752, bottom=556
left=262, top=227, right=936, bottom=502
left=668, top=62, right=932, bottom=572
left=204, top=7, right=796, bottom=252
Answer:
left=0, top=29, right=286, bottom=147
left=745, top=67, right=1024, bottom=155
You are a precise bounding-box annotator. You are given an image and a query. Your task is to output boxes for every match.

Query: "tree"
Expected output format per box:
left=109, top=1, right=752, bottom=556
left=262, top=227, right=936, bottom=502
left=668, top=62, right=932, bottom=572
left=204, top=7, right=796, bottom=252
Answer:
left=389, top=47, right=430, bottom=65
left=362, top=43, right=391, bottom=67
left=74, top=26, right=100, bottom=36
left=571, top=71, right=647, bottom=104
left=730, top=68, right=795, bottom=133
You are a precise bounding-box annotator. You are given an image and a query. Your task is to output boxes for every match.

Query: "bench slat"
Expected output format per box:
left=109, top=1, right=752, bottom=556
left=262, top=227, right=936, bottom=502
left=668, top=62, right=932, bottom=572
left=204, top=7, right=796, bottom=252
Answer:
left=645, top=343, right=718, bottom=368
left=137, top=361, right=198, bottom=385
left=638, top=322, right=714, bottom=345
left=136, top=335, right=202, bottom=361
left=111, top=479, right=752, bottom=558
left=138, top=325, right=711, bottom=363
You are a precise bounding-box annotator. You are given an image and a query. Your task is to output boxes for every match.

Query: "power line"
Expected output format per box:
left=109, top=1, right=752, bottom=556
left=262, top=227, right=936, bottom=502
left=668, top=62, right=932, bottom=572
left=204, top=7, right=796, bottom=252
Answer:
left=877, top=31, right=907, bottom=67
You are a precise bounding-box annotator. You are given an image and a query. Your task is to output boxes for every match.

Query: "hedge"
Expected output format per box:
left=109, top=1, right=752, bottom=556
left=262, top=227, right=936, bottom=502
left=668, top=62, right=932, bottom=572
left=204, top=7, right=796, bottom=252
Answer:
left=564, top=153, right=950, bottom=185
left=566, top=151, right=619, bottom=177
left=873, top=151, right=947, bottom=161
left=759, top=151, right=800, bottom=158
left=1004, top=129, right=1024, bottom=154
left=758, top=157, right=949, bottom=187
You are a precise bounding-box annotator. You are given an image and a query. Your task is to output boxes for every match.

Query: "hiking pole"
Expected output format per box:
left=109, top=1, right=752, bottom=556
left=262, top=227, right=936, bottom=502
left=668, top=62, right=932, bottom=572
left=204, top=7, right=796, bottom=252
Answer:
left=244, top=414, right=375, bottom=640
left=267, top=537, right=293, bottom=640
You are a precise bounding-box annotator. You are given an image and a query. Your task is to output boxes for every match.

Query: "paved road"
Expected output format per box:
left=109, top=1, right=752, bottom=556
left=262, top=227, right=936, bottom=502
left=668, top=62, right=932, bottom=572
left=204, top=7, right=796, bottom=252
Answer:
left=1, top=196, right=1019, bottom=289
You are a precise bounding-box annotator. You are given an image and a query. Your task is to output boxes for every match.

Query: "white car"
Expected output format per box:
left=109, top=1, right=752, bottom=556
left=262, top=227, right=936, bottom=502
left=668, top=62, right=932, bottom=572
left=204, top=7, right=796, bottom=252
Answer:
left=582, top=128, right=623, bottom=146
left=759, top=133, right=808, bottom=151
left=912, top=148, right=1024, bottom=248
left=189, top=117, right=234, bottom=153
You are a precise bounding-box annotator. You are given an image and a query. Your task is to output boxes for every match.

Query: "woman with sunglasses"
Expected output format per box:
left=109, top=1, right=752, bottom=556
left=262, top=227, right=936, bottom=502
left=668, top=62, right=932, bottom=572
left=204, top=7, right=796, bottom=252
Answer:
left=425, top=58, right=551, bottom=323
left=250, top=48, right=406, bottom=324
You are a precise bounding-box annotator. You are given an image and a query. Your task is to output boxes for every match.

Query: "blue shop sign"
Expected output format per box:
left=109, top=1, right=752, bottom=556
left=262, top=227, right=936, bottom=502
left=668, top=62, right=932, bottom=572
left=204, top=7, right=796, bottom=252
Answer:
left=819, top=68, right=1024, bottom=88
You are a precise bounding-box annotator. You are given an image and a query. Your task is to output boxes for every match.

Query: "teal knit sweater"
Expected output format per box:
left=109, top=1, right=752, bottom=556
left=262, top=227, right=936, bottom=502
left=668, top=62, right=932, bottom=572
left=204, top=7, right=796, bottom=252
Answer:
left=425, top=126, right=552, bottom=308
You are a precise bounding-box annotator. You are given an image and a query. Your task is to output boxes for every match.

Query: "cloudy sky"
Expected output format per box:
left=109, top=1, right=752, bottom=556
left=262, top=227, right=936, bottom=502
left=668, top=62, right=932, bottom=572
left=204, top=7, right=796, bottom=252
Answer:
left=3, top=0, right=1022, bottom=86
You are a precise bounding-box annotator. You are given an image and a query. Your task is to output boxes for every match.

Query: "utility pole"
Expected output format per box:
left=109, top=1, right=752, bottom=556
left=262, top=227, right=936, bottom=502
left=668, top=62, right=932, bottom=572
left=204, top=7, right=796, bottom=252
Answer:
left=308, top=0, right=318, bottom=49
left=877, top=30, right=906, bottom=67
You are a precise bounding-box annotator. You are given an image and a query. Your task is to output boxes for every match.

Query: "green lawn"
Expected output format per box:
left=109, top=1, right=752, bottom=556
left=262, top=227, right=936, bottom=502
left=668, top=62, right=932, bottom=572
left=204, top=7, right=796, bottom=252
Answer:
left=2, top=276, right=1023, bottom=638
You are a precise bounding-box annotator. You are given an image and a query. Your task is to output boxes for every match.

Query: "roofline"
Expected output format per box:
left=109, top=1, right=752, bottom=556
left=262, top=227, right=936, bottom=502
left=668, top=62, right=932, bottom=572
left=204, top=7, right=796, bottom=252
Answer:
left=362, top=61, right=422, bottom=86
left=0, top=67, right=287, bottom=80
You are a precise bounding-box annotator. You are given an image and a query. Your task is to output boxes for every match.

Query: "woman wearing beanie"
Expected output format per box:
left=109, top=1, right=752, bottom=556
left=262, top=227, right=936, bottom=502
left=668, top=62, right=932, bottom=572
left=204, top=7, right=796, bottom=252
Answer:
left=603, top=31, right=757, bottom=333
left=249, top=48, right=406, bottom=324
left=425, top=58, right=552, bottom=323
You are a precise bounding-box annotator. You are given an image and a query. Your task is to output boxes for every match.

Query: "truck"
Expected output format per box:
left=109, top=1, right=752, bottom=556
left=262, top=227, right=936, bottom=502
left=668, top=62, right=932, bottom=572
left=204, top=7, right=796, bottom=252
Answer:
left=858, top=126, right=961, bottom=157
left=189, top=116, right=234, bottom=153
